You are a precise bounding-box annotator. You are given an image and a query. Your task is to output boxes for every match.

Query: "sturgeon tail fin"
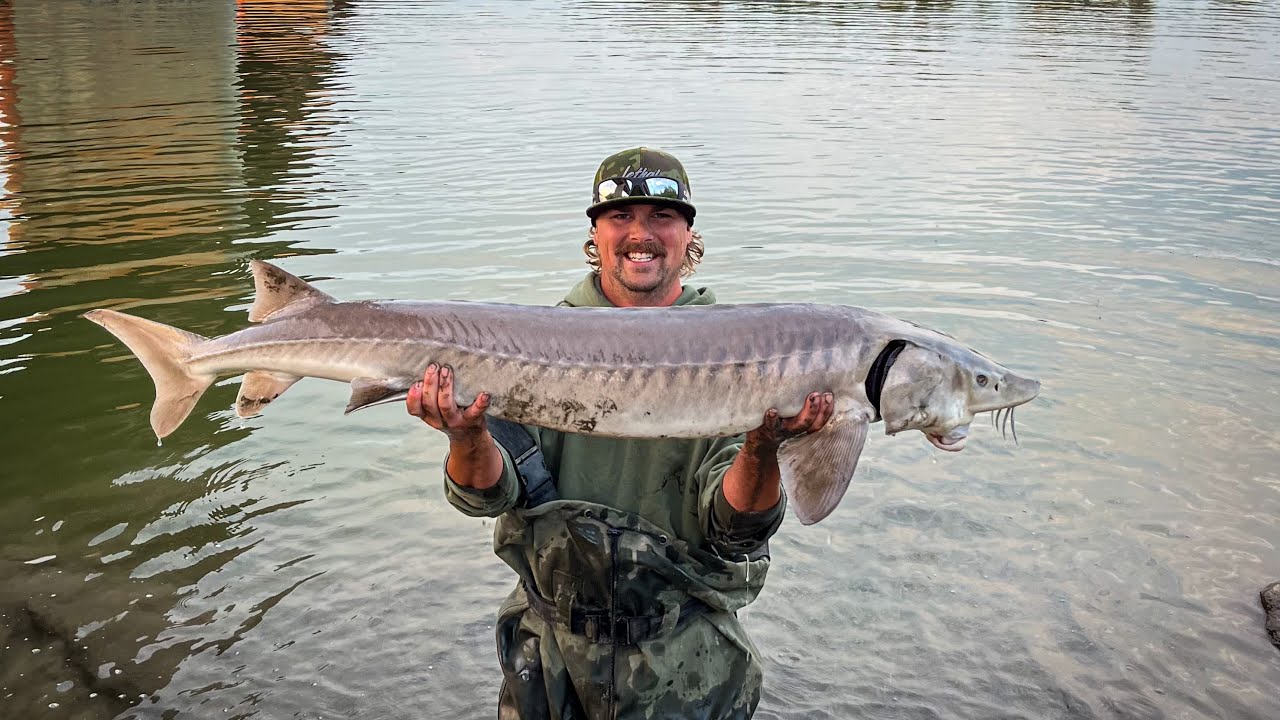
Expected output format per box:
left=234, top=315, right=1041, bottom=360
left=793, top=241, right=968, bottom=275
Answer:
left=84, top=309, right=216, bottom=440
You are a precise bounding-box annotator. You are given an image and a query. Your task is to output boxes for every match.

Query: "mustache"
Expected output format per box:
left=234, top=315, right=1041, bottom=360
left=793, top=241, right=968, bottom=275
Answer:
left=618, top=242, right=666, bottom=256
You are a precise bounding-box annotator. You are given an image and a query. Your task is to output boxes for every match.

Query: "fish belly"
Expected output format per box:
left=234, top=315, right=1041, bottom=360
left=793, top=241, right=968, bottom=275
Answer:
left=443, top=350, right=841, bottom=439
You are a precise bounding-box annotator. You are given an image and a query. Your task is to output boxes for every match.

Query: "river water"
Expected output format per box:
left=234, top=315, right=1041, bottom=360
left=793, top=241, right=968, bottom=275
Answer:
left=1, top=1, right=1277, bottom=718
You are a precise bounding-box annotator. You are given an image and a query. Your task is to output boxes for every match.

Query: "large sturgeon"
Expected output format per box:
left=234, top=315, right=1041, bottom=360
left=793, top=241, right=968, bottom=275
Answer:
left=85, top=260, right=1040, bottom=524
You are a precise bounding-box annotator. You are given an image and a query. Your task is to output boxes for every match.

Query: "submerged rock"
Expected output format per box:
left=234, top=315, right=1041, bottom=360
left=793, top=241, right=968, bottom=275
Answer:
left=1262, top=582, right=1280, bottom=650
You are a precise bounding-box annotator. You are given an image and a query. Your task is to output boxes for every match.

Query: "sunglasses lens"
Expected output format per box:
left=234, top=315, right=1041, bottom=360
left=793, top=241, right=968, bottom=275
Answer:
left=642, top=178, right=681, bottom=199
left=596, top=179, right=632, bottom=200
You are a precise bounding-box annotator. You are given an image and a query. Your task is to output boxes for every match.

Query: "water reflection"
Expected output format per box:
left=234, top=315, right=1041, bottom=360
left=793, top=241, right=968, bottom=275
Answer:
left=235, top=0, right=356, bottom=241
left=0, top=1, right=351, bottom=716
left=0, top=2, right=18, bottom=247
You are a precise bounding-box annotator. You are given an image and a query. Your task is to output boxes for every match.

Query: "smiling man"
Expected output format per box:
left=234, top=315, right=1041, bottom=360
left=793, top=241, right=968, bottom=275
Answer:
left=408, top=147, right=833, bottom=719
left=583, top=148, right=702, bottom=308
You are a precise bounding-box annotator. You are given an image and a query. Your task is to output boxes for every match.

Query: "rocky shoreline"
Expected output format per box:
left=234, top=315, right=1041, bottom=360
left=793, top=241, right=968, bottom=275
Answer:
left=1262, top=582, right=1280, bottom=650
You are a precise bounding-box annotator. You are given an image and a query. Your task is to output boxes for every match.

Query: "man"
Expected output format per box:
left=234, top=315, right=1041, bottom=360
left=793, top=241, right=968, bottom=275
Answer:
left=407, top=147, right=833, bottom=719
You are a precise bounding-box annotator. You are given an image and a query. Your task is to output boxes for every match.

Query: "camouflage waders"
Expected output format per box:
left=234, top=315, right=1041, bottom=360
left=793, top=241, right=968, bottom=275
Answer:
left=492, top=501, right=771, bottom=720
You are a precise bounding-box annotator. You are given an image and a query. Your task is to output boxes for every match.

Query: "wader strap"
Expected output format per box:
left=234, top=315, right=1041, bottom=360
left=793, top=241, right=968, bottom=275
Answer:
left=521, top=582, right=710, bottom=646
left=486, top=418, right=559, bottom=507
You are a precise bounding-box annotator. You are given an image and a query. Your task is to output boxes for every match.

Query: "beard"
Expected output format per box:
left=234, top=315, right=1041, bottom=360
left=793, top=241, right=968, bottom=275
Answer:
left=610, top=262, right=670, bottom=292
left=610, top=244, right=675, bottom=294
left=595, top=236, right=689, bottom=305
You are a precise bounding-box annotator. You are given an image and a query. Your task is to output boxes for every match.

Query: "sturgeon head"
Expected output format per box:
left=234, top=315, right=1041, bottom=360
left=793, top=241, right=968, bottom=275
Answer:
left=877, top=340, right=1040, bottom=452
left=782, top=333, right=1040, bottom=526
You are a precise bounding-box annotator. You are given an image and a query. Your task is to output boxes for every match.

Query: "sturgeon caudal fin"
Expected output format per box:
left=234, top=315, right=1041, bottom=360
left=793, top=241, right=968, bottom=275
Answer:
left=84, top=309, right=216, bottom=440
left=247, top=259, right=336, bottom=323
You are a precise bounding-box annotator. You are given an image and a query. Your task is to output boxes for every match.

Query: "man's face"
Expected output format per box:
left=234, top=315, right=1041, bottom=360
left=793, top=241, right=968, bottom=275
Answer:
left=593, top=203, right=692, bottom=307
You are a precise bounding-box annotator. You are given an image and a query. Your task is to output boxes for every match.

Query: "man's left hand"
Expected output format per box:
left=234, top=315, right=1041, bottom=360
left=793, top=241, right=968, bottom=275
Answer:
left=722, top=392, right=835, bottom=513
left=745, top=392, right=834, bottom=452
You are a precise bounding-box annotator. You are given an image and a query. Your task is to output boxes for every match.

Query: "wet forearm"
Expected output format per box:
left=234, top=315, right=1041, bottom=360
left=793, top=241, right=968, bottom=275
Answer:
left=722, top=439, right=783, bottom=512
left=446, top=431, right=503, bottom=489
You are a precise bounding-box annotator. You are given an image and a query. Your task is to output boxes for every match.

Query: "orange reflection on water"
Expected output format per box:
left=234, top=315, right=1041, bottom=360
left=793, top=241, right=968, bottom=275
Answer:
left=0, top=0, right=22, bottom=252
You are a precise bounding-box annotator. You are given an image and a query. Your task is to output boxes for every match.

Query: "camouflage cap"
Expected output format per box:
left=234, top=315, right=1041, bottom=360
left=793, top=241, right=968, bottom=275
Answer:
left=587, top=147, right=696, bottom=223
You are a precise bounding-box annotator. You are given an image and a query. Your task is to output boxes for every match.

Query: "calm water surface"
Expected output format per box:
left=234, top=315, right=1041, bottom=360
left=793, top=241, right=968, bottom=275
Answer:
left=1, top=1, right=1278, bottom=718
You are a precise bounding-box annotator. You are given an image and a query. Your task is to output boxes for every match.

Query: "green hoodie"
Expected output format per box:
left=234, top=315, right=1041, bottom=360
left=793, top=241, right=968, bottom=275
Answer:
left=443, top=272, right=786, bottom=719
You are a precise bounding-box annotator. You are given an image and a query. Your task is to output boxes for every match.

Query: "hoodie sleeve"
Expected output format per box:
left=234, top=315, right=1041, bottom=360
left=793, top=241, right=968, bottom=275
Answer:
left=443, top=442, right=521, bottom=517
left=696, top=437, right=786, bottom=556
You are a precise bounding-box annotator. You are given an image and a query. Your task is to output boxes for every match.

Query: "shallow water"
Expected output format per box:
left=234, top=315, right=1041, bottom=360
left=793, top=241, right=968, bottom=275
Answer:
left=1, top=1, right=1277, bottom=718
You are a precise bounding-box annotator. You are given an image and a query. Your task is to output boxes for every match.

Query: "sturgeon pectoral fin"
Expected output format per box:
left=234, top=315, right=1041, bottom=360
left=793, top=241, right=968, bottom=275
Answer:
left=345, top=377, right=410, bottom=415
left=235, top=371, right=302, bottom=418
left=247, top=260, right=336, bottom=322
left=778, top=412, right=869, bottom=526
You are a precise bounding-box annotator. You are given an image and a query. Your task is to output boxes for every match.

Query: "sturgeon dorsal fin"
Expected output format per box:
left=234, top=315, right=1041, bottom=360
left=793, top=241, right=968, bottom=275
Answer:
left=778, top=411, right=870, bottom=525
left=248, top=259, right=336, bottom=323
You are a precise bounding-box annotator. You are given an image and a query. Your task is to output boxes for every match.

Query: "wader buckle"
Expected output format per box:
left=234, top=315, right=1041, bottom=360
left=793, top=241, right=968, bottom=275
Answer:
left=522, top=582, right=710, bottom=646
left=578, top=613, right=657, bottom=645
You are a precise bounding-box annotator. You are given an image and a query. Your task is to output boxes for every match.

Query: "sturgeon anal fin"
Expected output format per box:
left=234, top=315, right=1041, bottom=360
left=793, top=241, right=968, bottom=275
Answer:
left=247, top=259, right=336, bottom=323
left=778, top=412, right=869, bottom=526
left=345, top=377, right=410, bottom=415
left=235, top=371, right=302, bottom=418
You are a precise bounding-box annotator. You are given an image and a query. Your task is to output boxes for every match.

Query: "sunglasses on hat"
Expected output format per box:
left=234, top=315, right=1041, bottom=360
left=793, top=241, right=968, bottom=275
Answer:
left=595, top=176, right=687, bottom=203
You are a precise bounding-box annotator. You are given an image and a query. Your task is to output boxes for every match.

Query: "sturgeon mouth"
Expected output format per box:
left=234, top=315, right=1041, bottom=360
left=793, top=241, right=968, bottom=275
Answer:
left=927, top=428, right=968, bottom=452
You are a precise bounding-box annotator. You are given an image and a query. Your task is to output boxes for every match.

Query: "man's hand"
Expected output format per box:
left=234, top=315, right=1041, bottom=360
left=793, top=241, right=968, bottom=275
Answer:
left=406, top=363, right=491, bottom=438
left=745, top=392, right=835, bottom=451
left=407, top=364, right=502, bottom=489
left=724, top=392, right=834, bottom=513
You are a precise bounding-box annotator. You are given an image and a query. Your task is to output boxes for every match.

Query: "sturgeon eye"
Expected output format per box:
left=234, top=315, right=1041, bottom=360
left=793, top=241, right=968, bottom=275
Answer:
left=976, top=374, right=988, bottom=387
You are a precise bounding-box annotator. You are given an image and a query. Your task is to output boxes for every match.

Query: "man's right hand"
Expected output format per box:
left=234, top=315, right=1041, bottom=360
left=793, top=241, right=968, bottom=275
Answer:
left=406, top=363, right=491, bottom=438
left=407, top=364, right=503, bottom=489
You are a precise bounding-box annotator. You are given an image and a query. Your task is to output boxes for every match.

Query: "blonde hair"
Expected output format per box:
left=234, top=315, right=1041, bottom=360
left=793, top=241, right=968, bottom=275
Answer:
left=583, top=227, right=705, bottom=278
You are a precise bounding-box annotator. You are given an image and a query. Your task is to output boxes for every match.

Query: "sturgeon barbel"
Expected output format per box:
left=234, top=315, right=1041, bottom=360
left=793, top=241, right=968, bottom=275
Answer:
left=85, top=260, right=1040, bottom=524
